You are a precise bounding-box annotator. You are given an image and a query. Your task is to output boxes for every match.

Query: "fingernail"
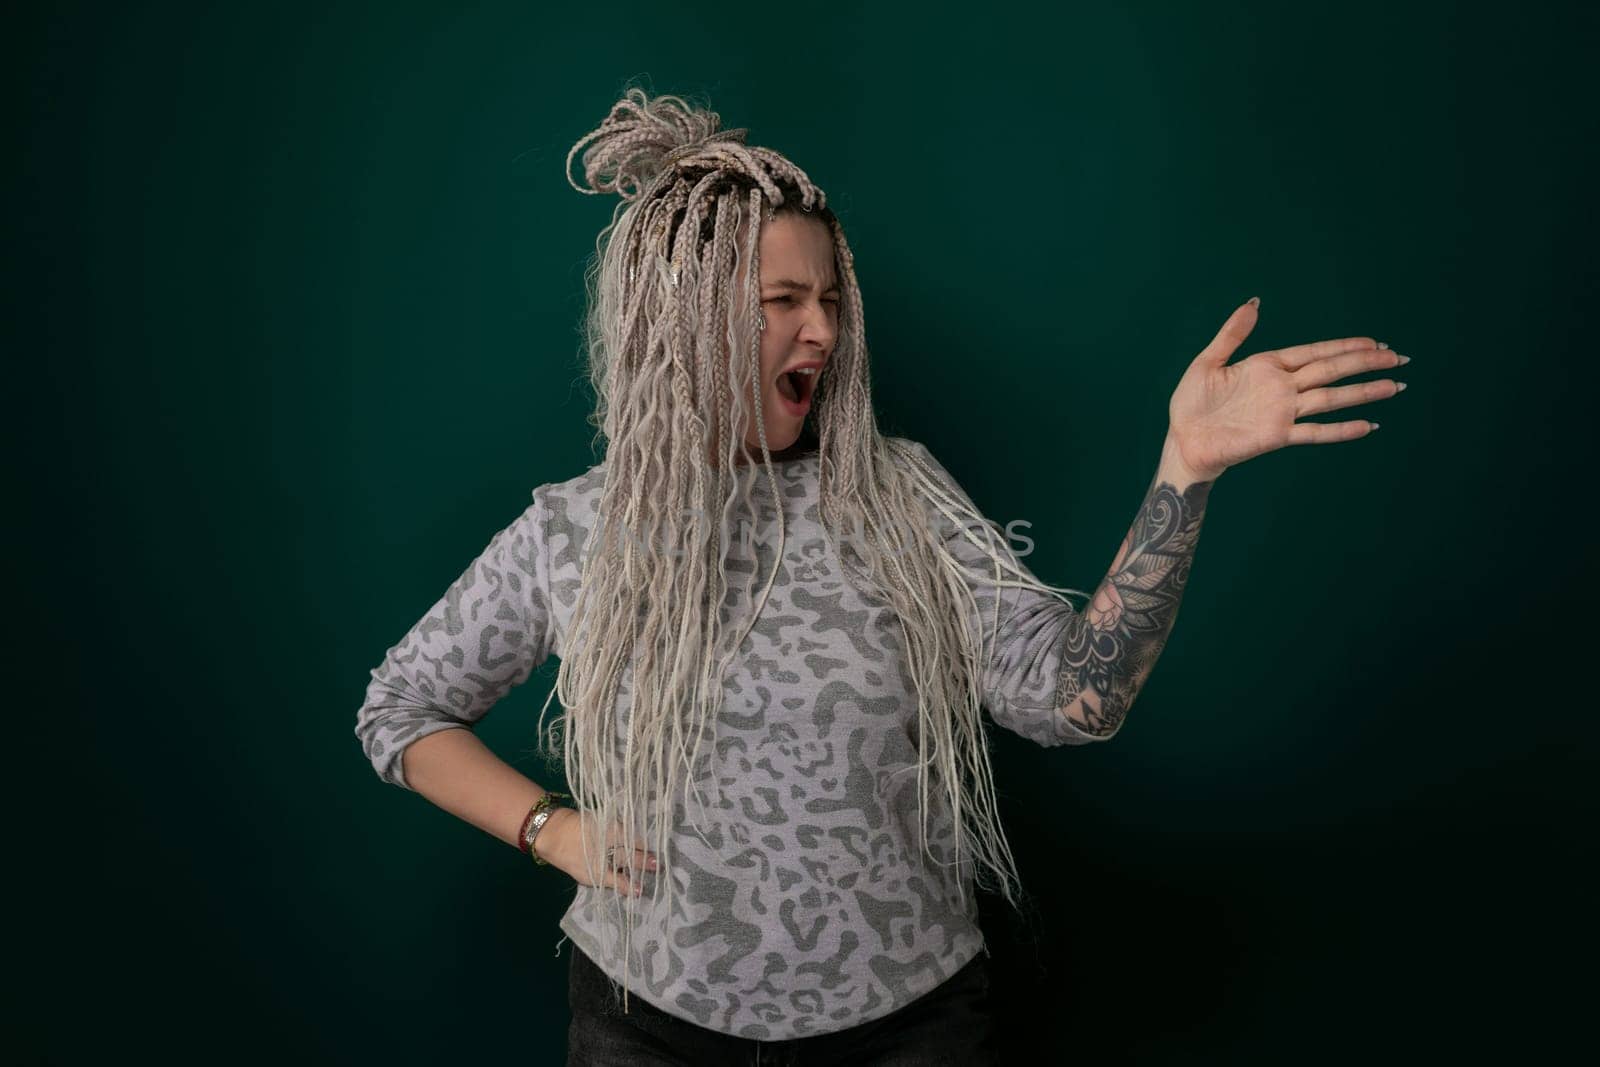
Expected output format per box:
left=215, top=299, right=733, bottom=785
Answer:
left=1247, top=296, right=1260, bottom=307
left=1370, top=422, right=1381, bottom=431
left=1395, top=381, right=1407, bottom=393
left=1395, top=354, right=1411, bottom=365
left=1377, top=341, right=1389, bottom=350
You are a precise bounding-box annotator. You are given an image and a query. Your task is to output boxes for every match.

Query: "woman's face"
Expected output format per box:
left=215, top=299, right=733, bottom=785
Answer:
left=742, top=213, right=840, bottom=455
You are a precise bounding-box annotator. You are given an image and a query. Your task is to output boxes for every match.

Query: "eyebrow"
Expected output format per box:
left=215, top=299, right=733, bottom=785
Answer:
left=762, top=277, right=841, bottom=293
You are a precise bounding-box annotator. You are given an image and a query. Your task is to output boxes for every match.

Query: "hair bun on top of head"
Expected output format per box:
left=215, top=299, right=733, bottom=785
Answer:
left=566, top=87, right=751, bottom=202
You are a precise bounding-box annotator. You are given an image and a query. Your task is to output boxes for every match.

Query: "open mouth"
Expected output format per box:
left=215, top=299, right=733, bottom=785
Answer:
left=776, top=368, right=816, bottom=411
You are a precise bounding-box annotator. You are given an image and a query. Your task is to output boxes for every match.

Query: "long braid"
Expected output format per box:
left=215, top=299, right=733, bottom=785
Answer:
left=539, top=87, right=1096, bottom=1014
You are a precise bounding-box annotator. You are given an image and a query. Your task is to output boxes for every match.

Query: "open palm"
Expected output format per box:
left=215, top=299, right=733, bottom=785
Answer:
left=1166, top=300, right=1407, bottom=480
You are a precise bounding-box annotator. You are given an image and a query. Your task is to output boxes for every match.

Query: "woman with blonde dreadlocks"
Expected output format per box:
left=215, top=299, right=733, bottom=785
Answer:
left=354, top=88, right=1405, bottom=1064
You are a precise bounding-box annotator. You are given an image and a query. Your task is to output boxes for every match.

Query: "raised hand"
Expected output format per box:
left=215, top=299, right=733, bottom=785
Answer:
left=534, top=806, right=660, bottom=897
left=1165, top=298, right=1407, bottom=480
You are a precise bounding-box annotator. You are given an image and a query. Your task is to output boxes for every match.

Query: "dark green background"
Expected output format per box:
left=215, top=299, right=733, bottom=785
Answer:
left=18, top=1, right=1592, bottom=1062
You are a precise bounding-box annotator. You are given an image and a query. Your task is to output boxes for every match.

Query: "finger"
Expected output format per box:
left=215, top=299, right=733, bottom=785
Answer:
left=1286, top=419, right=1379, bottom=445
left=1193, top=300, right=1259, bottom=368
left=1292, top=346, right=1403, bottom=390
left=609, top=831, right=658, bottom=871
left=1276, top=337, right=1382, bottom=372
left=593, top=820, right=647, bottom=855
left=606, top=867, right=647, bottom=896
left=607, top=845, right=659, bottom=873
left=1295, top=379, right=1403, bottom=418
left=599, top=832, right=655, bottom=872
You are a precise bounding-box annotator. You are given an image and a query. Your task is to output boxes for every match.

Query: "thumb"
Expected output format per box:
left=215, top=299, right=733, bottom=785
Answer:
left=1194, top=297, right=1260, bottom=368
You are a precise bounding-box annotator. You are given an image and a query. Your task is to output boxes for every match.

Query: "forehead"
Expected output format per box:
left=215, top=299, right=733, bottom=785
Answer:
left=758, top=214, right=837, bottom=287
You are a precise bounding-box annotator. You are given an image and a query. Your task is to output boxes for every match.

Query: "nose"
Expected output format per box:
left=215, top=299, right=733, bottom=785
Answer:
left=797, top=300, right=837, bottom=354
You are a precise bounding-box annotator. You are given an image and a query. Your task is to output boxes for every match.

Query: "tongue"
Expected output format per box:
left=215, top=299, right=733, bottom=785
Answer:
left=777, top=372, right=799, bottom=402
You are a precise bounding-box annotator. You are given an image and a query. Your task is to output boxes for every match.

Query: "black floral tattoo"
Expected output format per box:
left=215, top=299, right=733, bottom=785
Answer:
left=1057, top=472, right=1213, bottom=737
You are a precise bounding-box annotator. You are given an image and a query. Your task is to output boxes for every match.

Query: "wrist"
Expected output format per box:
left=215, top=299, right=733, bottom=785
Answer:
left=1160, top=430, right=1223, bottom=488
left=518, top=789, right=571, bottom=863
left=530, top=805, right=570, bottom=863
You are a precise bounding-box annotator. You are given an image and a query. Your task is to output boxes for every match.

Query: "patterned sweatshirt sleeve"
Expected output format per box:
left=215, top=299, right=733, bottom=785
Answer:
left=354, top=489, right=556, bottom=790
left=901, top=440, right=1116, bottom=747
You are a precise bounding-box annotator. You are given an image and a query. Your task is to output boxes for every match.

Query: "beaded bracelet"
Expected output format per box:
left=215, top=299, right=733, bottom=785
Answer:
left=518, top=790, right=572, bottom=865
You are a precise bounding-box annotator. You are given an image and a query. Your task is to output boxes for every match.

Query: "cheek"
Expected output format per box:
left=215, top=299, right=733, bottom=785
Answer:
left=757, top=340, right=783, bottom=394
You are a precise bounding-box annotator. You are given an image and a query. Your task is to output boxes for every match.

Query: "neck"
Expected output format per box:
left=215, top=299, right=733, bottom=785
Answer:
left=714, top=428, right=818, bottom=468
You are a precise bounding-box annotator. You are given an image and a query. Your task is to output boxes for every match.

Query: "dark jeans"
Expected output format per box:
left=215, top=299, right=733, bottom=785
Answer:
left=566, top=943, right=998, bottom=1066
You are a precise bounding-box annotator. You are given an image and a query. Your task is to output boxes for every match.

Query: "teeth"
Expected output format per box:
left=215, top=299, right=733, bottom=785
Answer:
left=779, top=366, right=819, bottom=405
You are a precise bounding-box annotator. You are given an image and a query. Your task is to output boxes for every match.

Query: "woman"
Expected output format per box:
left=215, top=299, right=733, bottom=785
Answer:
left=353, top=88, right=1405, bottom=1064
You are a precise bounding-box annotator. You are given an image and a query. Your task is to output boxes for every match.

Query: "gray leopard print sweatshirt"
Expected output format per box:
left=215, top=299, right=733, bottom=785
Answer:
left=354, top=437, right=1114, bottom=1040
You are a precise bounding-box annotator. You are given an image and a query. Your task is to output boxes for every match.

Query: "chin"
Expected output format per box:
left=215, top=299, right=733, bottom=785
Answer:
left=743, top=420, right=805, bottom=456
left=770, top=427, right=803, bottom=451
left=761, top=418, right=800, bottom=445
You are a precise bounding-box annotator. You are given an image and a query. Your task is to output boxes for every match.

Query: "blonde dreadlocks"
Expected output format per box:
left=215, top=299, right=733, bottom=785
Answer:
left=535, top=86, right=1091, bottom=1011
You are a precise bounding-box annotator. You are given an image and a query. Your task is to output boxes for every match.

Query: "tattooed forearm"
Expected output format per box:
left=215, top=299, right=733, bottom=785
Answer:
left=1057, top=461, right=1214, bottom=738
